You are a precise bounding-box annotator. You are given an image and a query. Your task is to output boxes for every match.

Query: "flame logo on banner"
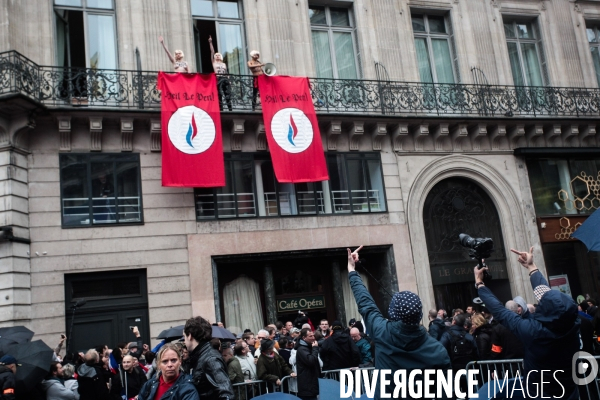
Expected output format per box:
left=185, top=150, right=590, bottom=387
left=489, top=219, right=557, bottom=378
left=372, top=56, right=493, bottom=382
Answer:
left=186, top=114, right=198, bottom=148
left=287, top=114, right=298, bottom=146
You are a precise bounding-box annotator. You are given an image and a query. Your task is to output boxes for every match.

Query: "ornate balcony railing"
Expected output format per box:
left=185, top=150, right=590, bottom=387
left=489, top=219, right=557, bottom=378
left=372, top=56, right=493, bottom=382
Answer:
left=2, top=50, right=600, bottom=117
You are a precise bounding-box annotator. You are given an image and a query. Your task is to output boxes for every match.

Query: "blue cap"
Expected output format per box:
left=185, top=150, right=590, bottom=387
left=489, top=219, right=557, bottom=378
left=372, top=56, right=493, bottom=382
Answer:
left=0, top=355, right=19, bottom=366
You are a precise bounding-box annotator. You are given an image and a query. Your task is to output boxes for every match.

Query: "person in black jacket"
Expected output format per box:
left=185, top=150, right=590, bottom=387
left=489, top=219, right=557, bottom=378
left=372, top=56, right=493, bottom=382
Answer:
left=110, top=355, right=147, bottom=399
left=295, top=329, right=320, bottom=400
left=183, top=316, right=234, bottom=400
left=76, top=350, right=111, bottom=400
left=427, top=309, right=445, bottom=340
left=470, top=313, right=493, bottom=360
left=319, top=320, right=361, bottom=371
left=0, top=355, right=17, bottom=400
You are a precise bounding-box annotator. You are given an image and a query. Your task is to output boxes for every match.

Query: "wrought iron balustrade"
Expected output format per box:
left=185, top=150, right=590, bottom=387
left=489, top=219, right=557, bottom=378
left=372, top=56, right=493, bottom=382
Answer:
left=2, top=50, right=600, bottom=117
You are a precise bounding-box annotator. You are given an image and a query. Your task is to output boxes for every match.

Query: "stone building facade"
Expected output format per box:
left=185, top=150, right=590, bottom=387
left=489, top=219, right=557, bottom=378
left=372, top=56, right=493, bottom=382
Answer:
left=1, top=0, right=599, bottom=349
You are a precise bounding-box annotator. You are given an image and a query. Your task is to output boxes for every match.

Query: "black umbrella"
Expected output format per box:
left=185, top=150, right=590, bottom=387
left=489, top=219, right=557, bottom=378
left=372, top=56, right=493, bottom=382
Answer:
left=0, top=326, right=34, bottom=357
left=156, top=325, right=184, bottom=341
left=5, top=340, right=54, bottom=387
left=211, top=326, right=236, bottom=341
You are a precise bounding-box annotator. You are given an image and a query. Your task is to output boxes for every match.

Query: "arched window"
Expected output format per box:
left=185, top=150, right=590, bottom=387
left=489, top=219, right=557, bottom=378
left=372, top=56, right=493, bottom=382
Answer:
left=423, top=178, right=511, bottom=311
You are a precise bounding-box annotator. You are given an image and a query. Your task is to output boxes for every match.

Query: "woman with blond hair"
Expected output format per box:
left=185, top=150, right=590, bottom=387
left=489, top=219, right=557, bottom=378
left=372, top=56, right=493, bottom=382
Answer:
left=470, top=313, right=493, bottom=360
left=137, top=344, right=199, bottom=400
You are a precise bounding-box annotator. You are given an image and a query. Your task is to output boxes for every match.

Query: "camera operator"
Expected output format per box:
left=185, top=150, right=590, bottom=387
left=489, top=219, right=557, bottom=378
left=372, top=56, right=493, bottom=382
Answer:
left=347, top=246, right=451, bottom=399
left=473, top=247, right=579, bottom=400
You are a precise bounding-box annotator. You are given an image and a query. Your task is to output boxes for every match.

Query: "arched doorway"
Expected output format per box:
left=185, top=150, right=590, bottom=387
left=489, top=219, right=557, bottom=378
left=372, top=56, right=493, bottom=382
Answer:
left=423, top=177, right=512, bottom=311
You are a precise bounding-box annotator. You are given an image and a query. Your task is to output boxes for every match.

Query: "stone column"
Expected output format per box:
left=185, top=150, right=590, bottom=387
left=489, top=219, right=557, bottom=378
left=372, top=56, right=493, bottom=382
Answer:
left=0, top=149, right=31, bottom=327
left=331, top=261, right=346, bottom=326
left=263, top=265, right=277, bottom=324
left=211, top=258, right=222, bottom=324
left=381, top=247, right=399, bottom=314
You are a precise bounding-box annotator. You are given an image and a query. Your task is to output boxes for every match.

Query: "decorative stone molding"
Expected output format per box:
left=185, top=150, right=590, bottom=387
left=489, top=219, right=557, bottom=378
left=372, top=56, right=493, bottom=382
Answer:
left=349, top=122, right=364, bottom=151
left=468, top=124, right=488, bottom=151
left=89, top=117, right=102, bottom=151
left=57, top=116, right=71, bottom=151
left=371, top=123, right=387, bottom=151
left=412, top=124, right=429, bottom=151
left=256, top=122, right=267, bottom=151
left=508, top=124, right=525, bottom=149
left=121, top=118, right=134, bottom=152
left=150, top=119, right=161, bottom=152
left=580, top=125, right=597, bottom=147
left=562, top=125, right=579, bottom=147
left=526, top=124, right=544, bottom=148
left=489, top=124, right=506, bottom=150
left=326, top=121, right=342, bottom=151
left=231, top=119, right=245, bottom=151
left=544, top=124, right=562, bottom=147
left=392, top=123, right=410, bottom=152
left=433, top=123, right=450, bottom=151
left=451, top=124, right=468, bottom=151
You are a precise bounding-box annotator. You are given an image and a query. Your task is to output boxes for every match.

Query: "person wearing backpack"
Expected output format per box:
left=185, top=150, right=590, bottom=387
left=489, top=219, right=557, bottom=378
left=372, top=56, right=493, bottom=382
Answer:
left=440, top=313, right=479, bottom=393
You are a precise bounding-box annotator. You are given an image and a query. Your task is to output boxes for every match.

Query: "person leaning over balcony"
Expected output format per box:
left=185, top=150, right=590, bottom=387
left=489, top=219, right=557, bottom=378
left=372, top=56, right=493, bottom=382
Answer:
left=473, top=247, right=580, bottom=400
left=208, top=36, right=232, bottom=112
left=347, top=246, right=451, bottom=400
left=158, top=36, right=189, bottom=73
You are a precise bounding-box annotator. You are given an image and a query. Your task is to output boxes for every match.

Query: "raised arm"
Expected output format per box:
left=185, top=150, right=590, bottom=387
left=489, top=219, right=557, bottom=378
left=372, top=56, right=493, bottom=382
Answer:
left=158, top=36, right=175, bottom=64
left=208, top=35, right=215, bottom=61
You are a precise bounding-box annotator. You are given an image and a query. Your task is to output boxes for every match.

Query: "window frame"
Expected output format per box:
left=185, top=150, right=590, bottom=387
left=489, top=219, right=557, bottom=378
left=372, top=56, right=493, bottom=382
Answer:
left=53, top=0, right=119, bottom=69
left=59, top=153, right=144, bottom=228
left=411, top=13, right=458, bottom=84
left=194, top=152, right=387, bottom=221
left=586, top=23, right=600, bottom=87
left=308, top=4, right=361, bottom=79
left=191, top=0, right=247, bottom=74
left=503, top=19, right=546, bottom=87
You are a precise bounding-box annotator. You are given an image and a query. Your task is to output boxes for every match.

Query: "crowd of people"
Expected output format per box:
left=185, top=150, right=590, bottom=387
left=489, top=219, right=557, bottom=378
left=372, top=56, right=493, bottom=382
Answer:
left=0, top=245, right=590, bottom=400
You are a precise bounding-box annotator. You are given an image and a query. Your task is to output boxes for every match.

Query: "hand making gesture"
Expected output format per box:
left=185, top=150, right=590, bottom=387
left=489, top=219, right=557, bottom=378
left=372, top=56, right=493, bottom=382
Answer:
left=347, top=245, right=363, bottom=272
left=510, top=246, right=539, bottom=275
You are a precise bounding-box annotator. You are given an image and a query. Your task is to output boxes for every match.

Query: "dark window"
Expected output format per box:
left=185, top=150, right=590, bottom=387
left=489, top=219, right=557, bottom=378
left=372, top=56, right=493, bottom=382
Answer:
left=194, top=153, right=386, bottom=220
left=526, top=158, right=600, bottom=216
left=60, top=153, right=143, bottom=227
left=72, top=277, right=141, bottom=299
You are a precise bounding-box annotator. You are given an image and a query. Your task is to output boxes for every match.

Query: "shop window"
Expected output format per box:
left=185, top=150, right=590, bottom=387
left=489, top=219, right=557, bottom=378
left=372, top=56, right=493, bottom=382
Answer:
left=194, top=153, right=386, bottom=220
left=503, top=19, right=548, bottom=86
left=309, top=5, right=360, bottom=79
left=411, top=13, right=459, bottom=84
left=526, top=158, right=600, bottom=216
left=192, top=0, right=245, bottom=74
left=60, top=153, right=143, bottom=227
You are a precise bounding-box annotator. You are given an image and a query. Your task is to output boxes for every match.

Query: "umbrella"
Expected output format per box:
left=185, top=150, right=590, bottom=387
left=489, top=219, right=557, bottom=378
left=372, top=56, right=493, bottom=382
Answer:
left=250, top=394, right=300, bottom=400
left=0, top=326, right=34, bottom=357
left=5, top=339, right=54, bottom=387
left=156, top=325, right=184, bottom=341
left=319, top=378, right=355, bottom=399
left=572, top=208, right=600, bottom=251
left=211, top=326, right=236, bottom=341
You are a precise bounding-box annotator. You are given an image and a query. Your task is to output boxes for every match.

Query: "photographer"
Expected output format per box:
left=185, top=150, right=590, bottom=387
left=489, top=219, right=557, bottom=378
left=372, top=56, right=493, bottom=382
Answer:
left=474, top=247, right=579, bottom=400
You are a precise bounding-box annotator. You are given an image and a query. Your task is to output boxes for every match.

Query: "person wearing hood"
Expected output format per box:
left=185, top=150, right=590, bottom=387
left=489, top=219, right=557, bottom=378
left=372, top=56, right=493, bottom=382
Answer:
left=319, top=320, right=361, bottom=370
left=76, top=350, right=110, bottom=400
left=0, top=355, right=18, bottom=400
left=110, top=355, right=147, bottom=399
left=256, top=339, right=295, bottom=392
left=428, top=309, right=446, bottom=340
left=347, top=246, right=451, bottom=400
left=475, top=247, right=580, bottom=400
left=41, top=362, right=77, bottom=400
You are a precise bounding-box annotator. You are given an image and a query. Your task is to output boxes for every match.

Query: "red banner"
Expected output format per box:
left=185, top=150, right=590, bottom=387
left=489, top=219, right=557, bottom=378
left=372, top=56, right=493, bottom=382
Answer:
left=157, top=72, right=225, bottom=187
left=258, top=75, right=329, bottom=183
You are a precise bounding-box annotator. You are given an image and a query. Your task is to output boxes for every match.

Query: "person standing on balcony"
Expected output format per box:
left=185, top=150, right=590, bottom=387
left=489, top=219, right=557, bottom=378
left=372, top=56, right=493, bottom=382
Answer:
left=247, top=51, right=264, bottom=111
left=158, top=36, right=189, bottom=73
left=208, top=36, right=232, bottom=112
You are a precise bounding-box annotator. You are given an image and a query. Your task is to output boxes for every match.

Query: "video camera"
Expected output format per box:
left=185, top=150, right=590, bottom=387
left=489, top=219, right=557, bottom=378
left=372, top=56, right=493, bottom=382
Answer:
left=459, top=233, right=494, bottom=281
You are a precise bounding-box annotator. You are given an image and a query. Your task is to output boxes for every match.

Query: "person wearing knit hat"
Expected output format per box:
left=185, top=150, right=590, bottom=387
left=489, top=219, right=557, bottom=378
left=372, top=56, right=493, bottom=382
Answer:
left=0, top=355, right=18, bottom=400
left=256, top=339, right=295, bottom=392
left=347, top=246, right=451, bottom=399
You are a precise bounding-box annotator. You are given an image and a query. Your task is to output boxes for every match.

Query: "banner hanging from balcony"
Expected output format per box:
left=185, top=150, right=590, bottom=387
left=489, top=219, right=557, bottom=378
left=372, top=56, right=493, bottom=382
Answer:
left=258, top=75, right=329, bottom=183
left=157, top=72, right=225, bottom=187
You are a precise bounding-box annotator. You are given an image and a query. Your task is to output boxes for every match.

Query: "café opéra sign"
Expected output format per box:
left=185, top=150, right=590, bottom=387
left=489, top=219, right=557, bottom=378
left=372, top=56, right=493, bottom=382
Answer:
left=277, top=295, right=326, bottom=312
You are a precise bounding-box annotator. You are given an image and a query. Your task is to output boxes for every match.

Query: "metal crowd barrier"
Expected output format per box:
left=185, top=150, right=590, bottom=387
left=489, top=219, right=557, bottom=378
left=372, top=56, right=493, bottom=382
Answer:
left=466, top=356, right=600, bottom=400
